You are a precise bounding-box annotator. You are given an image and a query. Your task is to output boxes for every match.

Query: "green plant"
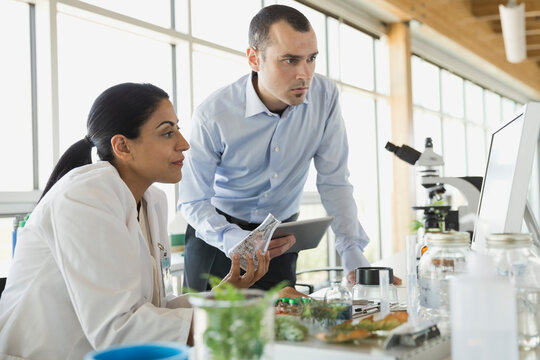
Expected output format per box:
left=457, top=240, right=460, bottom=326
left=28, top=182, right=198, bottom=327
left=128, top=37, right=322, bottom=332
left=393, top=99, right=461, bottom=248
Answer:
left=192, top=277, right=284, bottom=360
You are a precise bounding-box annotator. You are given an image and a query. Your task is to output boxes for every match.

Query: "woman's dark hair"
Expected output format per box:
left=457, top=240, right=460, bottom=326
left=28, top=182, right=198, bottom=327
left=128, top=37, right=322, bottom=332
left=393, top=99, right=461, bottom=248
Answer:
left=39, top=83, right=169, bottom=201
left=249, top=4, right=311, bottom=55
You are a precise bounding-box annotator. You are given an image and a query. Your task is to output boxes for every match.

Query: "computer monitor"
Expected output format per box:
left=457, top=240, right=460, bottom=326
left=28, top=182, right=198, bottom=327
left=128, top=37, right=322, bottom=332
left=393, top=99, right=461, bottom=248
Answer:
left=472, top=102, right=540, bottom=250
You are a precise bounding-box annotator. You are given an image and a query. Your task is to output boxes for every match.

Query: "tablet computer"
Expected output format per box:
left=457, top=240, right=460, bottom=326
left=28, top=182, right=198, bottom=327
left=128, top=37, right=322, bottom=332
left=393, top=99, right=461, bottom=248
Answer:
left=272, top=216, right=334, bottom=254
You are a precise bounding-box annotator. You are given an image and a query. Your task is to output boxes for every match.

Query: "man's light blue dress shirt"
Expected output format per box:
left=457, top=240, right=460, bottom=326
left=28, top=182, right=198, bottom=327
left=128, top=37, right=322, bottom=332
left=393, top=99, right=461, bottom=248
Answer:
left=178, top=73, right=370, bottom=273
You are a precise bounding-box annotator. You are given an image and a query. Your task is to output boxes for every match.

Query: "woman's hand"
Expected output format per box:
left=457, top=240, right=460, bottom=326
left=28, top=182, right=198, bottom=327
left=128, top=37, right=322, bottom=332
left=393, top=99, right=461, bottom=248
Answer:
left=222, top=250, right=270, bottom=288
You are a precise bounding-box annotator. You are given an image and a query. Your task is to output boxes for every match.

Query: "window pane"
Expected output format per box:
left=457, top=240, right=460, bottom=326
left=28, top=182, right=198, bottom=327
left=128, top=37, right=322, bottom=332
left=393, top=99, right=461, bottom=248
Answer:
left=441, top=70, right=463, bottom=118
left=57, top=14, right=173, bottom=153
left=0, top=0, right=33, bottom=191
left=375, top=38, right=390, bottom=95
left=327, top=17, right=340, bottom=81
left=442, top=118, right=468, bottom=212
left=296, top=203, right=329, bottom=283
left=174, top=0, right=189, bottom=33
left=376, top=99, right=392, bottom=259
left=464, top=81, right=483, bottom=124
left=484, top=90, right=501, bottom=129
left=191, top=0, right=261, bottom=52
left=57, top=14, right=175, bottom=218
left=412, top=56, right=440, bottom=111
left=341, top=88, right=379, bottom=262
left=501, top=97, right=516, bottom=122
left=413, top=109, right=442, bottom=154
left=339, top=24, right=374, bottom=90
left=83, top=0, right=171, bottom=28
left=466, top=124, right=486, bottom=175
left=192, top=44, right=247, bottom=108
left=442, top=117, right=466, bottom=176
left=175, top=41, right=192, bottom=138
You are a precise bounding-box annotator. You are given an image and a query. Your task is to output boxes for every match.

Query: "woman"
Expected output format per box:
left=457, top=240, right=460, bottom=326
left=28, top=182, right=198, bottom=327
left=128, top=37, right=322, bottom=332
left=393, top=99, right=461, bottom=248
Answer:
left=0, top=83, right=270, bottom=360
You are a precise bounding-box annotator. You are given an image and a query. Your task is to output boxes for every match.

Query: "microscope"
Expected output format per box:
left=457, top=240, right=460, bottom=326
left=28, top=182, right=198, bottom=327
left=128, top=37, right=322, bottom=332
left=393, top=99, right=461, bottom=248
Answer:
left=385, top=137, right=482, bottom=234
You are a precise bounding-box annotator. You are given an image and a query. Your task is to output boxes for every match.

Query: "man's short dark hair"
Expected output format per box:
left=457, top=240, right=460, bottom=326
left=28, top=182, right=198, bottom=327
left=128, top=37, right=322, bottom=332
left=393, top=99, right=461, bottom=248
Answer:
left=249, top=4, right=311, bottom=54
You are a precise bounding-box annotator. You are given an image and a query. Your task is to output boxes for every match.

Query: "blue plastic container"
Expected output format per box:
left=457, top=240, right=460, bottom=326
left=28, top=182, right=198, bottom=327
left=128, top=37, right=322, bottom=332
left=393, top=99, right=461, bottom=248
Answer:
left=84, top=343, right=189, bottom=360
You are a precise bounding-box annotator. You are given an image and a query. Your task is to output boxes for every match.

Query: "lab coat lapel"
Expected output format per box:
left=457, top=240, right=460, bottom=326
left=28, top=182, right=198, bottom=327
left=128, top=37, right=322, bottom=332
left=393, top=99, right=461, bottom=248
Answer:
left=143, top=188, right=168, bottom=305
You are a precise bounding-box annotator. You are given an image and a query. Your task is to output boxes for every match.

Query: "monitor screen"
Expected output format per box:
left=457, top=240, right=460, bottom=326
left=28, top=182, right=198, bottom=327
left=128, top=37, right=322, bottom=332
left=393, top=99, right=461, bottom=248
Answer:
left=473, top=103, right=540, bottom=249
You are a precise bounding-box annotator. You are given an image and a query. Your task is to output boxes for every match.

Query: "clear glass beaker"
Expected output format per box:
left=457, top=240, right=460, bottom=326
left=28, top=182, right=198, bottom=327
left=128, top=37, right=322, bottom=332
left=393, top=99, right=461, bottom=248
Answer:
left=418, top=231, right=470, bottom=331
left=486, top=233, right=540, bottom=349
left=188, top=289, right=275, bottom=360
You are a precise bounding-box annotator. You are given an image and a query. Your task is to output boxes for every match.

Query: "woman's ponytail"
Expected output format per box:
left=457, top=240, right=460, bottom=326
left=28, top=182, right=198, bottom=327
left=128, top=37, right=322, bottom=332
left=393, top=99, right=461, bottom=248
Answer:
left=39, top=137, right=93, bottom=202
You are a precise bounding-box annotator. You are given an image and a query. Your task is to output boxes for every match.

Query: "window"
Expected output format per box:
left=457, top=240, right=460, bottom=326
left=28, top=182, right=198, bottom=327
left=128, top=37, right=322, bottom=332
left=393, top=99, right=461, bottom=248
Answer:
left=412, top=56, right=440, bottom=111
left=190, top=0, right=260, bottom=52
left=191, top=44, right=247, bottom=108
left=411, top=55, right=521, bottom=213
left=304, top=15, right=391, bottom=265
left=57, top=13, right=174, bottom=154
left=0, top=0, right=33, bottom=192
left=82, top=0, right=171, bottom=28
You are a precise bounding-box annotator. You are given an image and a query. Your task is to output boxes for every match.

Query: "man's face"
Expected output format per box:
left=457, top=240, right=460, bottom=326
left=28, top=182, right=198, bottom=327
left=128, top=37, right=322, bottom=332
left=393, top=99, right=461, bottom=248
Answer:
left=248, top=20, right=318, bottom=112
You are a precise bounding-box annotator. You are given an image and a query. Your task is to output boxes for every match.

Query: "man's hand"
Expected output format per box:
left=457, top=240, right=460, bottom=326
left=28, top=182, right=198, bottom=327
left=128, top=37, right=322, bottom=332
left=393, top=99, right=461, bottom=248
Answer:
left=267, top=235, right=296, bottom=259
left=278, top=286, right=309, bottom=299
left=222, top=250, right=270, bottom=288
left=346, top=270, right=403, bottom=285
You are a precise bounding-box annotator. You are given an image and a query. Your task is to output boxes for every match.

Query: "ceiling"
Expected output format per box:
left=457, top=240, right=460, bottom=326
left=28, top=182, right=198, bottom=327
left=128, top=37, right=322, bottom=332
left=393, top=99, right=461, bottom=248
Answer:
left=470, top=0, right=540, bottom=63
left=352, top=0, right=540, bottom=99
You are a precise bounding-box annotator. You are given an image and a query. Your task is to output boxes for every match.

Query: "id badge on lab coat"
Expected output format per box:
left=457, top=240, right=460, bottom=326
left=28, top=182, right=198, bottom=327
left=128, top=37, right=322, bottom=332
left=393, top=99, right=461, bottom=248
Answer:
left=158, top=243, right=174, bottom=297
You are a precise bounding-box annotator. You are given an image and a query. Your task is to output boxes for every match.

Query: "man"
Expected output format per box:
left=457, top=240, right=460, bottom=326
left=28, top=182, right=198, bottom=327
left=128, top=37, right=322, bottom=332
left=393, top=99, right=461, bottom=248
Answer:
left=178, top=4, right=370, bottom=291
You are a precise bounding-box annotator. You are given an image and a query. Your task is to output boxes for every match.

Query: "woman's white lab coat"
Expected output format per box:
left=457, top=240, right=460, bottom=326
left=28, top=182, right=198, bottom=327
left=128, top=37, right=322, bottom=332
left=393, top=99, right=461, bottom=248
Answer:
left=0, top=162, right=192, bottom=360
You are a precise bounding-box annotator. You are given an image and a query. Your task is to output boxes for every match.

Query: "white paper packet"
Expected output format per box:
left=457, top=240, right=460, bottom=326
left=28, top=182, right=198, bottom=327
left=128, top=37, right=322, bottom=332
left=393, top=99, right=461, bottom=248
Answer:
left=227, top=213, right=281, bottom=270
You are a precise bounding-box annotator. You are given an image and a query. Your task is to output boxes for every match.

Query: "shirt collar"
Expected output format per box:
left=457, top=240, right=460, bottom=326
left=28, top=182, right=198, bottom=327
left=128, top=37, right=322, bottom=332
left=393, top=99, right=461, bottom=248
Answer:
left=244, top=72, right=309, bottom=118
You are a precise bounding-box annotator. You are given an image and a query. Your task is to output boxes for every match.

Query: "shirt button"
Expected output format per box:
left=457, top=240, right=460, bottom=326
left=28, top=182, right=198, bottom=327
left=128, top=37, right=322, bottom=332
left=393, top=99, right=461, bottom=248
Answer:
left=255, top=209, right=259, bottom=214
left=274, top=146, right=280, bottom=152
left=264, top=193, right=268, bottom=198
left=273, top=173, right=278, bottom=179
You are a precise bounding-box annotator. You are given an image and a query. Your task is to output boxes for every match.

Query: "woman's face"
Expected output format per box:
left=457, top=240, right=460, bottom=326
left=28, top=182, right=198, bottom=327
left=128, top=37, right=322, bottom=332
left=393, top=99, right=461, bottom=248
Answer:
left=126, top=99, right=190, bottom=187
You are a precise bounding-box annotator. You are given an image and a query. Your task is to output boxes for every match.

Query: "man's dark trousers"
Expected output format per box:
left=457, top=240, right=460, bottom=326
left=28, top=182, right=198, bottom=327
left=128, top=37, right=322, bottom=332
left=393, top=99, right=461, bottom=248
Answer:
left=183, top=210, right=299, bottom=291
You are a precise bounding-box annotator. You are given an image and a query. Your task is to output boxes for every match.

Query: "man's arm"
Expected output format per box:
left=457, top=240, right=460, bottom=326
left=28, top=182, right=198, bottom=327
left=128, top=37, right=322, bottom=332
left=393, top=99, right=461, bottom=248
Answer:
left=178, top=110, right=248, bottom=255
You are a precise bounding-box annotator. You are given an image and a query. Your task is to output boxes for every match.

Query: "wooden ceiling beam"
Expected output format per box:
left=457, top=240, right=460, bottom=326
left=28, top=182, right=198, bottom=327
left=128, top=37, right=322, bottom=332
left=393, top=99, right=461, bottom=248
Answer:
left=527, top=34, right=540, bottom=43
left=490, top=17, right=540, bottom=33
left=527, top=49, right=540, bottom=57
left=473, top=9, right=540, bottom=22
left=471, top=0, right=536, bottom=18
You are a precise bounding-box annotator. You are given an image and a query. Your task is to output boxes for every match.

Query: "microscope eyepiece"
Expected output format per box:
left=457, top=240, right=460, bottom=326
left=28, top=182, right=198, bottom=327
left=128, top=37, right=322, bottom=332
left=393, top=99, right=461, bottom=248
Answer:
left=385, top=141, right=422, bottom=165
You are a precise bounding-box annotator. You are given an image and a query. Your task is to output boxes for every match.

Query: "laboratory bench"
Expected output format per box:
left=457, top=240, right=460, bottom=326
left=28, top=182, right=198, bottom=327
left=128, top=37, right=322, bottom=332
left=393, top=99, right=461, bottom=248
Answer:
left=175, top=248, right=540, bottom=359
left=269, top=251, right=540, bottom=360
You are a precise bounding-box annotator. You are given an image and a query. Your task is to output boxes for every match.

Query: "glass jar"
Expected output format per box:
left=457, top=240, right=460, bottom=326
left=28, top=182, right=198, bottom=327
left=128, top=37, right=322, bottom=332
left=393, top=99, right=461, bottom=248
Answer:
left=486, top=233, right=540, bottom=349
left=188, top=289, right=275, bottom=360
left=352, top=267, right=398, bottom=304
left=323, top=282, right=352, bottom=326
left=418, top=231, right=470, bottom=331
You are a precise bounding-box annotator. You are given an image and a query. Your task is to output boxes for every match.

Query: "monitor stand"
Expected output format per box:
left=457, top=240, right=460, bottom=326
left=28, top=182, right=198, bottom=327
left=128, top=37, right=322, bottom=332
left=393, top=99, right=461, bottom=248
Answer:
left=525, top=201, right=540, bottom=250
